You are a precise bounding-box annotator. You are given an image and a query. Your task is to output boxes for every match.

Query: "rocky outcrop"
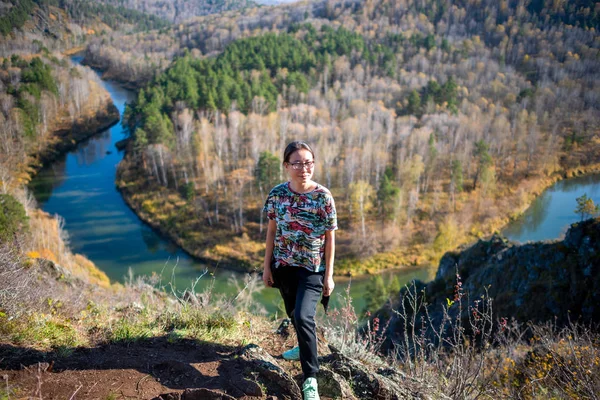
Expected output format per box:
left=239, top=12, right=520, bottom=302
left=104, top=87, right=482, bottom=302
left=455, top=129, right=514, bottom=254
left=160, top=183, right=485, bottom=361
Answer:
left=379, top=218, right=600, bottom=347
left=153, top=388, right=236, bottom=400
left=321, top=346, right=439, bottom=399
left=152, top=343, right=445, bottom=400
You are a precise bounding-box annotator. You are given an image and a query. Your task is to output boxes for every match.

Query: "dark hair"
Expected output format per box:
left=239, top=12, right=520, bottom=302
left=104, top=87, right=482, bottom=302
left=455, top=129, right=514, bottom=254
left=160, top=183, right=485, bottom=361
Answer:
left=283, top=141, right=315, bottom=163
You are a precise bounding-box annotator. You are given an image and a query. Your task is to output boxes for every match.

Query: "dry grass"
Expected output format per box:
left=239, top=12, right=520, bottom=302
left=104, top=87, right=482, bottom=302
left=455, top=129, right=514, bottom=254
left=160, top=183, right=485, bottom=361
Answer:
left=322, top=277, right=600, bottom=399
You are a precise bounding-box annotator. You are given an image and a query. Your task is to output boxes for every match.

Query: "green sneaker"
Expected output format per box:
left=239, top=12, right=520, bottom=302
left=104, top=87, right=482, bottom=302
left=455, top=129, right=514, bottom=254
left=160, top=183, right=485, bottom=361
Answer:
left=282, top=346, right=300, bottom=360
left=302, top=377, right=320, bottom=400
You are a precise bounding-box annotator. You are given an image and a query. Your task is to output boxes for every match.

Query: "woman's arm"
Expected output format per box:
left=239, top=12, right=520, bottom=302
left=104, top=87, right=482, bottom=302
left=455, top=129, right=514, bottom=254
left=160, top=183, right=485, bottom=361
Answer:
left=263, top=219, right=277, bottom=287
left=323, top=229, right=335, bottom=296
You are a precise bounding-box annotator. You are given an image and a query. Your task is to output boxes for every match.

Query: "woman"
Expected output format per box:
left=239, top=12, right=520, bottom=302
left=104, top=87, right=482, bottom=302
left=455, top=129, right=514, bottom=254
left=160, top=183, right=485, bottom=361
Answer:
left=262, top=141, right=337, bottom=400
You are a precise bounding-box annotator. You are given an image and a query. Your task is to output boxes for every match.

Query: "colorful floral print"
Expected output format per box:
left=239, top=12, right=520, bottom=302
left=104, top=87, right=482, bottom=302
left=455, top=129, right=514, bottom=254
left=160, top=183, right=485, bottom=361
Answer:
left=263, top=182, right=338, bottom=272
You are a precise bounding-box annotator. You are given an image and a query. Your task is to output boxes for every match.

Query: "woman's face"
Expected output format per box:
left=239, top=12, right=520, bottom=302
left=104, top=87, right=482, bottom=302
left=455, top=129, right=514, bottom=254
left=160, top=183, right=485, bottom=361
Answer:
left=285, top=149, right=315, bottom=184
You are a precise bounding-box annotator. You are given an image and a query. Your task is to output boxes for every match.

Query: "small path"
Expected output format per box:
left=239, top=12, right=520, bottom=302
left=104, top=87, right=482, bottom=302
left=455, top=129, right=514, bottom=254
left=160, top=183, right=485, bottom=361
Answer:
left=0, top=327, right=334, bottom=399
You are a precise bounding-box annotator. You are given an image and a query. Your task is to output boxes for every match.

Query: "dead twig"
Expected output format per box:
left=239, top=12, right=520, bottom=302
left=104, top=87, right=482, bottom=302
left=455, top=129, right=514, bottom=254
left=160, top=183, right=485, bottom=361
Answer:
left=68, top=384, right=83, bottom=400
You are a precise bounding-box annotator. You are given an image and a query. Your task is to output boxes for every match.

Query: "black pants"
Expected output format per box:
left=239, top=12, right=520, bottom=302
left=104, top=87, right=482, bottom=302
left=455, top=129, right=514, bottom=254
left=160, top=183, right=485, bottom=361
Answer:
left=275, top=265, right=323, bottom=378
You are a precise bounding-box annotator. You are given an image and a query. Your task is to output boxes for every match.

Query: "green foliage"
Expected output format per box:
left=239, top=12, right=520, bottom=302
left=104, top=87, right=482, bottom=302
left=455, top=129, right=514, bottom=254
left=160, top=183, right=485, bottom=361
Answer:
left=574, top=193, right=600, bottom=221
left=424, top=33, right=436, bottom=51
left=20, top=57, right=58, bottom=98
left=131, top=28, right=407, bottom=147
left=159, top=308, right=237, bottom=338
left=108, top=318, right=151, bottom=344
left=255, top=151, right=281, bottom=192
left=474, top=140, right=492, bottom=169
left=0, top=0, right=36, bottom=36
left=3, top=57, right=59, bottom=140
left=563, top=131, right=585, bottom=151
left=285, top=71, right=309, bottom=93
left=473, top=140, right=495, bottom=193
left=17, top=100, right=39, bottom=138
left=0, top=0, right=169, bottom=36
left=451, top=159, right=464, bottom=193
left=403, top=76, right=460, bottom=116
left=181, top=182, right=195, bottom=202
left=62, top=0, right=170, bottom=32
left=0, top=194, right=29, bottom=242
left=407, top=90, right=421, bottom=116
left=9, top=315, right=81, bottom=350
left=377, top=167, right=400, bottom=222
left=517, top=88, right=535, bottom=103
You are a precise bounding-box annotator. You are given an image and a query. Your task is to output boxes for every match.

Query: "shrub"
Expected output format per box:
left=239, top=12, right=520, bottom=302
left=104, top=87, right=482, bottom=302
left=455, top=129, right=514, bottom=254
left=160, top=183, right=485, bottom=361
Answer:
left=0, top=194, right=29, bottom=242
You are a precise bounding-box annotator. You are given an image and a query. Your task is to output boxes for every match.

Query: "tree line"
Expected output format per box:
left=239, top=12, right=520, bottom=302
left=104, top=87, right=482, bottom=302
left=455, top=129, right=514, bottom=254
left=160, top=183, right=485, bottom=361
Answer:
left=0, top=53, right=110, bottom=177
left=0, top=0, right=37, bottom=36
left=94, top=0, right=598, bottom=263
left=92, top=0, right=258, bottom=24
left=0, top=0, right=171, bottom=37
left=60, top=0, right=171, bottom=32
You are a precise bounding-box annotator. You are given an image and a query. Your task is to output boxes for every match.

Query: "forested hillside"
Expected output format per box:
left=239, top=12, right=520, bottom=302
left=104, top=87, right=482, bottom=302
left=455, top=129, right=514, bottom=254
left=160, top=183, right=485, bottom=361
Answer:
left=97, top=0, right=600, bottom=272
left=94, top=0, right=258, bottom=23
left=0, top=0, right=167, bottom=179
left=0, top=0, right=170, bottom=60
left=0, top=0, right=163, bottom=289
left=0, top=53, right=117, bottom=175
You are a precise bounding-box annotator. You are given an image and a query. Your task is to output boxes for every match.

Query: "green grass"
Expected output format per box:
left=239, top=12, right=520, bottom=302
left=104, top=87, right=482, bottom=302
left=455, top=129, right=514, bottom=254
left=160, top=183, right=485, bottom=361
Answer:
left=107, top=318, right=152, bottom=344
left=6, top=315, right=84, bottom=351
left=154, top=307, right=239, bottom=343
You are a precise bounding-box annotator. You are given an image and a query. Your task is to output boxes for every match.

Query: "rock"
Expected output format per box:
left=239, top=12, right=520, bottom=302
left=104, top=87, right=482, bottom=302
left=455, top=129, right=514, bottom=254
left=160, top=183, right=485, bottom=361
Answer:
left=321, top=350, right=426, bottom=399
left=152, top=394, right=180, bottom=400
left=153, top=389, right=236, bottom=400
left=316, top=365, right=357, bottom=400
left=182, top=388, right=236, bottom=400
left=229, top=376, right=263, bottom=397
left=379, top=218, right=600, bottom=349
left=230, top=344, right=302, bottom=399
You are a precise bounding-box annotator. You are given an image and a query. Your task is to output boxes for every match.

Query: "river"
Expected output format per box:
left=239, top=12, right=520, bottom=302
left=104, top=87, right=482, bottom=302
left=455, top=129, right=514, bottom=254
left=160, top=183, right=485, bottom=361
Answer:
left=28, top=56, right=431, bottom=315
left=502, top=173, right=600, bottom=243
left=29, top=57, right=599, bottom=315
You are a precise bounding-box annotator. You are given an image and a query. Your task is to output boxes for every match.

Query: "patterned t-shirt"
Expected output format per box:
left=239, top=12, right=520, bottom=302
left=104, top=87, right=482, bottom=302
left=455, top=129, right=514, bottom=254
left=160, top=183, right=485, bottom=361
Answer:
left=263, top=182, right=338, bottom=272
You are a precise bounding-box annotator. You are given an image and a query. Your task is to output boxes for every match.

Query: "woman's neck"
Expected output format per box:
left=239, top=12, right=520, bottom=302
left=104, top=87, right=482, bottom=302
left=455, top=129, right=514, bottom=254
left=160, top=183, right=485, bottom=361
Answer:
left=289, top=180, right=316, bottom=194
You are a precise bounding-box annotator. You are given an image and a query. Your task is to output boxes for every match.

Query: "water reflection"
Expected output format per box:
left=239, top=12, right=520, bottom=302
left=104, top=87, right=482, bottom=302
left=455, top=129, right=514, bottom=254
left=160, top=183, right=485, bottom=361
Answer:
left=141, top=224, right=163, bottom=254
left=74, top=130, right=112, bottom=166
left=503, top=191, right=551, bottom=239
left=30, top=157, right=68, bottom=205
left=503, top=173, right=600, bottom=243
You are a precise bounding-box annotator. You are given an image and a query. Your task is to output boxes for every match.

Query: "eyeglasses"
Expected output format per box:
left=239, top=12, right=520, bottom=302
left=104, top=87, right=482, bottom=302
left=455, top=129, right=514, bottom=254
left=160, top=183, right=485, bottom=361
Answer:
left=288, top=161, right=315, bottom=170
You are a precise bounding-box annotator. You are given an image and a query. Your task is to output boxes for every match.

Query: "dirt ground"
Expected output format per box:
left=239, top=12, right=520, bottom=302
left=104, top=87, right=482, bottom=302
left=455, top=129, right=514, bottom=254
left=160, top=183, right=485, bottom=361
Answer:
left=0, top=327, right=325, bottom=400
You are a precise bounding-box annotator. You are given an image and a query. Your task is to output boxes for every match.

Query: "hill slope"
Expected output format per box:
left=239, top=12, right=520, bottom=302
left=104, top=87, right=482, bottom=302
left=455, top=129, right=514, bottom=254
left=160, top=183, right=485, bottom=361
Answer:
left=378, top=216, right=600, bottom=349
left=84, top=0, right=600, bottom=273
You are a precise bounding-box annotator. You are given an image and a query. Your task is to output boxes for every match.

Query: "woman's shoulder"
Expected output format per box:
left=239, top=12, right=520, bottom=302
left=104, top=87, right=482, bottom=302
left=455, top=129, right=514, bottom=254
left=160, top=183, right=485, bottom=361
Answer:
left=314, top=183, right=334, bottom=198
left=268, top=182, right=290, bottom=196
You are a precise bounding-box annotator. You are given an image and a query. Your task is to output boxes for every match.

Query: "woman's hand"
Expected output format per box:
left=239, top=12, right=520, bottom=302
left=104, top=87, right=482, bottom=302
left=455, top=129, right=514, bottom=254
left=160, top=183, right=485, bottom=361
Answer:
left=263, top=266, right=274, bottom=287
left=263, top=219, right=277, bottom=287
left=323, top=275, right=335, bottom=296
